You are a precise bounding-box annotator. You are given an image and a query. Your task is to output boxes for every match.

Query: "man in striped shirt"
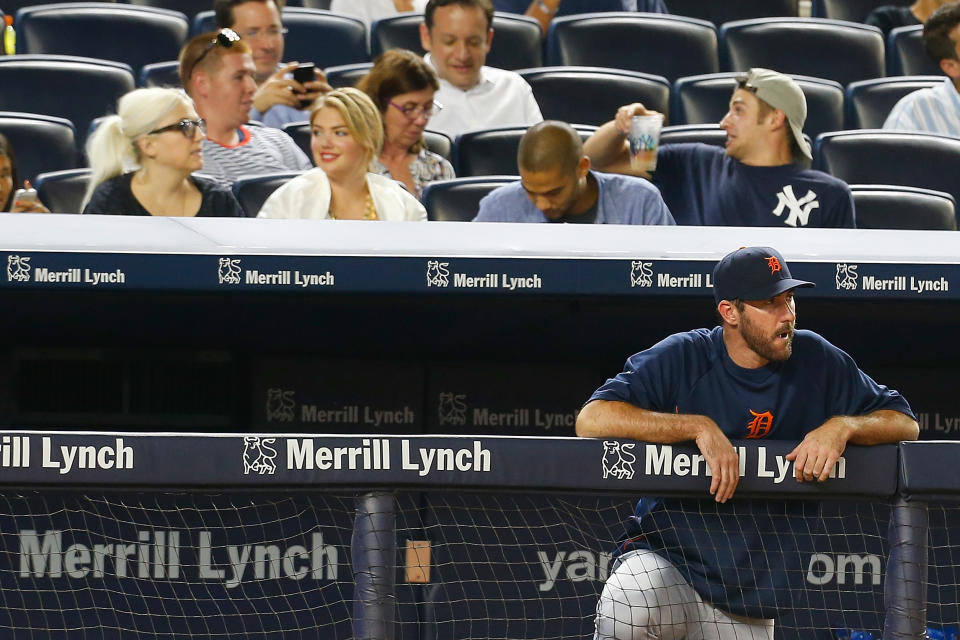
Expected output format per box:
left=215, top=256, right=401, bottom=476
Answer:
left=884, top=3, right=960, bottom=137
left=178, top=30, right=313, bottom=189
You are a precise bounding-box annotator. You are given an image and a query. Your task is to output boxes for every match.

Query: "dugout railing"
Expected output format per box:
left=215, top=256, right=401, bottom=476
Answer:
left=0, top=432, right=951, bottom=639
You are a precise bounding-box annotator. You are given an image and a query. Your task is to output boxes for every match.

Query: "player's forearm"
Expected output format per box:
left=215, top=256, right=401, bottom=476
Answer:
left=583, top=121, right=632, bottom=173
left=843, top=409, right=920, bottom=445
left=576, top=399, right=715, bottom=443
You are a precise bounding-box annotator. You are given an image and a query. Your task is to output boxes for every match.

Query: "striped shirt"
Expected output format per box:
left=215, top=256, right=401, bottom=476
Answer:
left=201, top=125, right=313, bottom=188
left=883, top=78, right=960, bottom=139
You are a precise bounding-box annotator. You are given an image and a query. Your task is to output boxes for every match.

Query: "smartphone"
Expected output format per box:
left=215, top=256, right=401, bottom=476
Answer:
left=292, top=63, right=316, bottom=109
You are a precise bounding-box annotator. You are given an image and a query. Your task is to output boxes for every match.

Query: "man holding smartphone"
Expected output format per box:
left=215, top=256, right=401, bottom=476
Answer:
left=214, top=0, right=331, bottom=129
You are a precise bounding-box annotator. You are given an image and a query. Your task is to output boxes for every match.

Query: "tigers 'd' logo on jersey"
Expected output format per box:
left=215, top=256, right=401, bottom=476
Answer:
left=746, top=410, right=773, bottom=438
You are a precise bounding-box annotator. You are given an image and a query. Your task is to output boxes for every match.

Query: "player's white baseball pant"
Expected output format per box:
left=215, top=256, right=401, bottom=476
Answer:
left=593, top=549, right=774, bottom=640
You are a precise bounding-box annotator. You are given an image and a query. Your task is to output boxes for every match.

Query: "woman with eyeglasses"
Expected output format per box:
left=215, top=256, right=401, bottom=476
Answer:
left=81, top=87, right=244, bottom=217
left=357, top=49, right=454, bottom=201
left=258, top=87, right=426, bottom=221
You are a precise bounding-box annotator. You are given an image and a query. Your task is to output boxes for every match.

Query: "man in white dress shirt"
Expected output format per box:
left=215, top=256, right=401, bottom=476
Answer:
left=418, top=0, right=543, bottom=139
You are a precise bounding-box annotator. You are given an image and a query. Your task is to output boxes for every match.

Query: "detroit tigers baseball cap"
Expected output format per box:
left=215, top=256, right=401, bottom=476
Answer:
left=739, top=68, right=812, bottom=161
left=712, top=246, right=814, bottom=303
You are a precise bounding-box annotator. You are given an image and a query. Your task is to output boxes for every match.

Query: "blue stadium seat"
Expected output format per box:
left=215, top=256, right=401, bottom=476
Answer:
left=849, top=184, right=957, bottom=230
left=193, top=8, right=367, bottom=68
left=233, top=171, right=306, bottom=217
left=1, top=0, right=116, bottom=13
left=139, top=60, right=181, bottom=87
left=545, top=13, right=718, bottom=83
left=672, top=72, right=844, bottom=140
left=371, top=12, right=542, bottom=70
left=659, top=123, right=728, bottom=148
left=323, top=62, right=373, bottom=88
left=811, top=0, right=910, bottom=22
left=0, top=112, right=77, bottom=185
left=16, top=3, right=189, bottom=74
left=814, top=130, right=960, bottom=224
left=421, top=176, right=517, bottom=222
left=33, top=168, right=91, bottom=214
left=0, top=55, right=135, bottom=147
left=518, top=67, right=670, bottom=126
left=126, top=0, right=205, bottom=19
left=662, top=0, right=798, bottom=27
left=720, top=18, right=885, bottom=86
left=453, top=124, right=596, bottom=177
left=845, top=76, right=943, bottom=129
left=887, top=25, right=940, bottom=76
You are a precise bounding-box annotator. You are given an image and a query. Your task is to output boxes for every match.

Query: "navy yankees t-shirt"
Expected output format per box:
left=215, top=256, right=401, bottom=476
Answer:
left=588, top=327, right=913, bottom=619
left=653, top=143, right=856, bottom=228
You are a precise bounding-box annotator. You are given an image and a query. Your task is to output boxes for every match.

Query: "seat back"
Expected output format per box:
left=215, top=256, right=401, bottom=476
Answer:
left=849, top=184, right=957, bottom=230
left=232, top=172, right=306, bottom=217
left=720, top=18, right=884, bottom=86
left=139, top=60, right=181, bottom=87
left=672, top=72, right=844, bottom=139
left=0, top=112, right=77, bottom=185
left=663, top=0, right=798, bottom=26
left=887, top=25, right=940, bottom=76
left=1, top=0, right=115, bottom=14
left=127, top=0, right=205, bottom=18
left=0, top=55, right=135, bottom=147
left=659, top=123, right=728, bottom=148
left=811, top=0, right=910, bottom=21
left=453, top=125, right=597, bottom=177
left=372, top=12, right=542, bottom=70
left=16, top=3, right=188, bottom=74
left=845, top=76, right=943, bottom=129
left=422, top=176, right=517, bottom=222
left=814, top=130, right=960, bottom=225
left=519, top=66, right=670, bottom=126
left=300, top=0, right=331, bottom=7
left=545, top=13, right=718, bottom=83
left=33, top=168, right=91, bottom=214
left=324, top=62, right=373, bottom=88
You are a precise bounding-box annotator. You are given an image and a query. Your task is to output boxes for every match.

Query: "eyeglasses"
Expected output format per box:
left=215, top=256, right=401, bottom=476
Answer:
left=193, top=28, right=241, bottom=68
left=148, top=118, right=207, bottom=138
left=238, top=26, right=288, bottom=41
left=389, top=100, right=443, bottom=121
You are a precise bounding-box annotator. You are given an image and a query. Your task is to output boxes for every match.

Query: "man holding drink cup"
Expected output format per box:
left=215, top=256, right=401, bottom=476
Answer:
left=584, top=68, right=855, bottom=228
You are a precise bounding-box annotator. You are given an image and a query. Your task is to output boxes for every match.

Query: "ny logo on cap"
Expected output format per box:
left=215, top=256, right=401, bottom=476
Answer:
left=766, top=256, right=782, bottom=275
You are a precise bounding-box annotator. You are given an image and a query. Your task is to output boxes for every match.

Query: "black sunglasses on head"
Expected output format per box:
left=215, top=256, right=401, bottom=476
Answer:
left=148, top=118, right=207, bottom=138
left=194, top=28, right=241, bottom=67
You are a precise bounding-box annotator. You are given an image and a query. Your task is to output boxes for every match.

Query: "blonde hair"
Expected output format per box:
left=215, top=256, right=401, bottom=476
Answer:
left=82, top=87, right=195, bottom=208
left=310, top=87, right=384, bottom=165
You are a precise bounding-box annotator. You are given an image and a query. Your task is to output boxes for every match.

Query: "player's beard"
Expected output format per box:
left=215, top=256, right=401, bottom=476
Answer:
left=740, top=313, right=795, bottom=363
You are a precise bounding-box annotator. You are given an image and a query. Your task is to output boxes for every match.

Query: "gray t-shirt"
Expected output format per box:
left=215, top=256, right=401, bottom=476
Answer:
left=201, top=125, right=313, bottom=188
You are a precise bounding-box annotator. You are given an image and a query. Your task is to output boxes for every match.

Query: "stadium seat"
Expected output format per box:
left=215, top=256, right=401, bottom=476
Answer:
left=33, top=168, right=91, bottom=214
left=1, top=0, right=115, bottom=13
left=518, top=67, right=670, bottom=126
left=0, top=112, right=77, bottom=185
left=421, top=176, right=517, bottom=222
left=719, top=18, right=885, bottom=87
left=126, top=0, right=204, bottom=18
left=887, top=25, right=940, bottom=76
left=545, top=13, right=718, bottom=83
left=0, top=56, right=135, bottom=147
left=453, top=124, right=596, bottom=177
left=814, top=130, right=960, bottom=224
left=845, top=76, right=943, bottom=129
left=300, top=0, right=329, bottom=7
left=139, top=60, right=181, bottom=87
left=663, top=0, right=798, bottom=27
left=849, top=184, right=957, bottom=230
left=659, top=123, right=728, bottom=148
left=811, top=0, right=910, bottom=22
left=672, top=72, right=844, bottom=139
left=323, top=62, right=373, bottom=88
left=192, top=9, right=367, bottom=68
left=371, top=12, right=542, bottom=70
left=282, top=122, right=452, bottom=163
left=15, top=3, right=189, bottom=74
left=232, top=172, right=306, bottom=218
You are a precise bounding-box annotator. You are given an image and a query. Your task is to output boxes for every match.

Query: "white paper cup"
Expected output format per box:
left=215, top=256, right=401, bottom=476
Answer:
left=629, top=115, right=662, bottom=172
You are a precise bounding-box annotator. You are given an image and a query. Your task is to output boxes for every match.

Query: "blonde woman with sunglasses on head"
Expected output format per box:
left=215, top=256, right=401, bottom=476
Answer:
left=82, top=87, right=244, bottom=217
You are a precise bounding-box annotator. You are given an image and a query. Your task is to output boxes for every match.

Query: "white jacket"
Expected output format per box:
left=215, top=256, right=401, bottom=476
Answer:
left=257, top=168, right=427, bottom=221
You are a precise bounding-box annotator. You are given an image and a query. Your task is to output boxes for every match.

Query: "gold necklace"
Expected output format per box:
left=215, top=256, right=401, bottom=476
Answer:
left=330, top=191, right=378, bottom=220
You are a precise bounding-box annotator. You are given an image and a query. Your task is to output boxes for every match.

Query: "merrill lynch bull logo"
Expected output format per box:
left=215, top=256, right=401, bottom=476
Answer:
left=426, top=260, right=450, bottom=287
left=218, top=258, right=242, bottom=284
left=630, top=261, right=653, bottom=287
left=836, top=264, right=858, bottom=291
left=243, top=437, right=278, bottom=475
left=7, top=255, right=31, bottom=282
left=438, top=392, right=467, bottom=426
left=265, top=389, right=295, bottom=422
left=602, top=441, right=636, bottom=480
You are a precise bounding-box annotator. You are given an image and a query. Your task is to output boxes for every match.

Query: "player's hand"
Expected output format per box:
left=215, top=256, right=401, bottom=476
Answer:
left=614, top=103, right=664, bottom=137
left=785, top=417, right=854, bottom=483
left=694, top=419, right=740, bottom=503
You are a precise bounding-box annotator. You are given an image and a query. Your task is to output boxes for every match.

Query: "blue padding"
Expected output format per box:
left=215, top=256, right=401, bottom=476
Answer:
left=899, top=441, right=960, bottom=497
